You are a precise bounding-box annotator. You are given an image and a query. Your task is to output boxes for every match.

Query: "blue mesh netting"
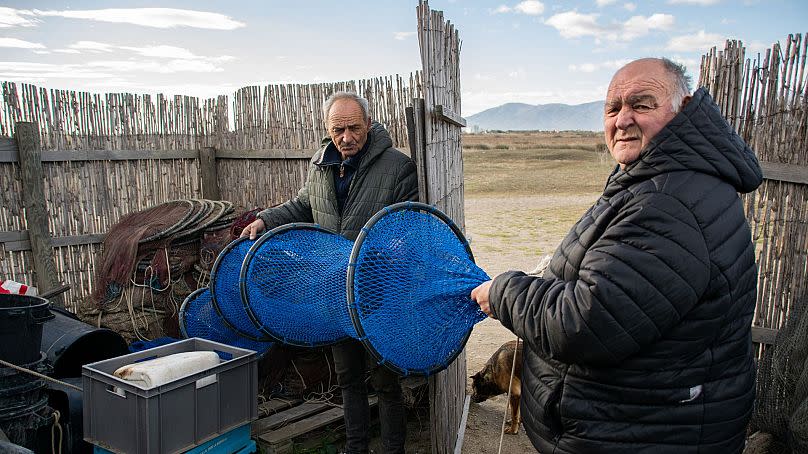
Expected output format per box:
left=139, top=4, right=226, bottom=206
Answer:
left=242, top=226, right=356, bottom=346
left=210, top=238, right=269, bottom=340
left=349, top=206, right=489, bottom=375
left=179, top=287, right=273, bottom=355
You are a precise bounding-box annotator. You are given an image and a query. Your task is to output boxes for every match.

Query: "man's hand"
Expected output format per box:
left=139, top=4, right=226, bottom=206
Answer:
left=240, top=218, right=266, bottom=240
left=471, top=280, right=494, bottom=318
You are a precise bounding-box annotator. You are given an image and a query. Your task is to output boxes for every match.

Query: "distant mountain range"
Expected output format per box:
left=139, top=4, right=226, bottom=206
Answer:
left=465, top=101, right=604, bottom=132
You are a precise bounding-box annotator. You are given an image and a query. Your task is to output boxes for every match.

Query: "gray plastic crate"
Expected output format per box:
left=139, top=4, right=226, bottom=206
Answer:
left=81, top=338, right=258, bottom=454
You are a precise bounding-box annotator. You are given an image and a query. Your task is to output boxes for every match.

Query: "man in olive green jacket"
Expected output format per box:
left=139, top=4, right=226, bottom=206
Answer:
left=242, top=91, right=418, bottom=454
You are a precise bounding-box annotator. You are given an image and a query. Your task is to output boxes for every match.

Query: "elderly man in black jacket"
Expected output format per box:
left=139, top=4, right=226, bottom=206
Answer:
left=472, top=58, right=761, bottom=453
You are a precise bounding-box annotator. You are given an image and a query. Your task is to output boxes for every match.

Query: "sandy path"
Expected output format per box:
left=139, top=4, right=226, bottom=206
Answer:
left=460, top=193, right=599, bottom=453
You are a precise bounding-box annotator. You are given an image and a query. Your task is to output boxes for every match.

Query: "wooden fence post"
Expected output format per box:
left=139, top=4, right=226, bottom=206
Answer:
left=199, top=146, right=220, bottom=200
left=15, top=122, right=64, bottom=307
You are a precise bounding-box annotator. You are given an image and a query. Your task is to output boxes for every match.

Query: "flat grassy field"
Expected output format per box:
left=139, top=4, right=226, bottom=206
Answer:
left=463, top=131, right=615, bottom=275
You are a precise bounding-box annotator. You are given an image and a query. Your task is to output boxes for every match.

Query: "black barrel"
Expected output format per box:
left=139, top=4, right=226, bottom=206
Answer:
left=0, top=295, right=53, bottom=365
left=41, top=307, right=128, bottom=378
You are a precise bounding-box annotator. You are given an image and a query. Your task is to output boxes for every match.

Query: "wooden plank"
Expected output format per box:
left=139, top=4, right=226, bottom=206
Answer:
left=412, top=98, right=428, bottom=203
left=453, top=395, right=471, bottom=454
left=0, top=150, right=17, bottom=162
left=761, top=161, right=808, bottom=184
left=257, top=397, right=378, bottom=447
left=198, top=146, right=220, bottom=200
left=0, top=232, right=105, bottom=252
left=215, top=149, right=317, bottom=160
left=15, top=122, right=63, bottom=307
left=252, top=401, right=331, bottom=436
left=258, top=398, right=303, bottom=417
left=752, top=326, right=778, bottom=345
left=434, top=105, right=466, bottom=128
left=405, top=106, right=418, bottom=162
left=40, top=149, right=199, bottom=162
left=0, top=137, right=15, bottom=153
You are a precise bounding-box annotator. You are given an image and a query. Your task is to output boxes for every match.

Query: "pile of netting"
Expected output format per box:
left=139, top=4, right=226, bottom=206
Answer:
left=79, top=199, right=262, bottom=343
left=183, top=202, right=489, bottom=376
left=745, top=296, right=808, bottom=454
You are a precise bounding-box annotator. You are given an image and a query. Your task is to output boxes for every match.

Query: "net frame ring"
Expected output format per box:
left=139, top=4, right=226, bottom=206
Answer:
left=210, top=237, right=273, bottom=341
left=240, top=223, right=353, bottom=347
left=178, top=287, right=209, bottom=338
left=347, top=201, right=480, bottom=376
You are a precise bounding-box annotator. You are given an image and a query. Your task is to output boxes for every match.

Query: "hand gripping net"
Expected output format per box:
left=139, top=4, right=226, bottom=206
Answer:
left=179, top=287, right=273, bottom=355
left=241, top=224, right=357, bottom=346
left=348, top=202, right=489, bottom=375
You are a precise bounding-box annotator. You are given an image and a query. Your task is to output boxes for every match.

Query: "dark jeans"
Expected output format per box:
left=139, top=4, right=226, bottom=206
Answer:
left=332, top=339, right=406, bottom=454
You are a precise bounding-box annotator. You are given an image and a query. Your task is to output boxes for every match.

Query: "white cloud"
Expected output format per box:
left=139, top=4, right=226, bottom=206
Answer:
left=668, top=0, right=720, bottom=4
left=86, top=59, right=224, bottom=74
left=69, top=41, right=115, bottom=52
left=0, top=37, right=45, bottom=49
left=546, top=11, right=674, bottom=42
left=393, top=31, right=416, bottom=41
left=120, top=45, right=197, bottom=59
left=514, top=1, right=545, bottom=15
left=624, top=3, right=637, bottom=11
left=31, top=8, right=245, bottom=30
left=54, top=49, right=80, bottom=54
left=569, top=59, right=631, bottom=73
left=545, top=12, right=602, bottom=38
left=493, top=1, right=544, bottom=15
left=0, top=7, right=38, bottom=28
left=0, top=61, right=117, bottom=81
left=666, top=30, right=725, bottom=52
left=621, top=13, right=675, bottom=40
left=596, top=0, right=617, bottom=6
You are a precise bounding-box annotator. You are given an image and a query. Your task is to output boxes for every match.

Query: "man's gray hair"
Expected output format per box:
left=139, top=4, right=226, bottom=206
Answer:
left=322, top=91, right=370, bottom=122
left=661, top=58, right=692, bottom=113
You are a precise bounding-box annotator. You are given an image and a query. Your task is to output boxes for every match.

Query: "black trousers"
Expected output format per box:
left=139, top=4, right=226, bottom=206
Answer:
left=332, top=339, right=406, bottom=454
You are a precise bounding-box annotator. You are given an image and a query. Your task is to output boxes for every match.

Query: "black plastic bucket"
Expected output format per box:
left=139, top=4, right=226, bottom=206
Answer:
left=0, top=295, right=53, bottom=365
left=41, top=306, right=128, bottom=378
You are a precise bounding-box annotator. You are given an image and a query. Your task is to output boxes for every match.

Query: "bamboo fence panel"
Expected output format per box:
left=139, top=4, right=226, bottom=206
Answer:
left=417, top=2, right=466, bottom=453
left=699, top=34, right=808, bottom=349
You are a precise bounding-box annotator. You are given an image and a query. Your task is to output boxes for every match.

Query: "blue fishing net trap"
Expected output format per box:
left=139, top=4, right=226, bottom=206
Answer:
left=348, top=202, right=489, bottom=375
left=209, top=237, right=272, bottom=341
left=179, top=287, right=273, bottom=356
left=238, top=202, right=489, bottom=375
left=185, top=202, right=489, bottom=376
left=241, top=224, right=356, bottom=346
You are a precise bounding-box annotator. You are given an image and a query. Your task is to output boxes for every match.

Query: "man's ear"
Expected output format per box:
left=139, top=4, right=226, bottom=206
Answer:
left=367, top=117, right=372, bottom=128
left=680, top=95, right=692, bottom=110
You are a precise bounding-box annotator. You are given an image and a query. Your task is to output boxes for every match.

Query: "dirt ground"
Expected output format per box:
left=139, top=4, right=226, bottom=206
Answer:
left=459, top=193, right=601, bottom=454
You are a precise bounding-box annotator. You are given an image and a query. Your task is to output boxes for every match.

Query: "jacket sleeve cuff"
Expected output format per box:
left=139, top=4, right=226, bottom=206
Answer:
left=489, top=270, right=526, bottom=323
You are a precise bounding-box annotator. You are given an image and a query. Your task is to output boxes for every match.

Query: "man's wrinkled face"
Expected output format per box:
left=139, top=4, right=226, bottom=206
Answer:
left=604, top=60, right=680, bottom=168
left=327, top=99, right=371, bottom=160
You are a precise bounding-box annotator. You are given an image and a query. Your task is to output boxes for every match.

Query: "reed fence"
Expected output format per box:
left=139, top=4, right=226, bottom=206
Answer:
left=699, top=33, right=808, bottom=348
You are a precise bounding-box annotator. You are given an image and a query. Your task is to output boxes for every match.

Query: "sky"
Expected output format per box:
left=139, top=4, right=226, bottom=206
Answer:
left=0, top=1, right=806, bottom=116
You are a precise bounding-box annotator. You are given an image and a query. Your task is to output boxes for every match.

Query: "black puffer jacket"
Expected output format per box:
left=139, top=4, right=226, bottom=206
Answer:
left=257, top=121, right=418, bottom=240
left=489, top=88, right=762, bottom=453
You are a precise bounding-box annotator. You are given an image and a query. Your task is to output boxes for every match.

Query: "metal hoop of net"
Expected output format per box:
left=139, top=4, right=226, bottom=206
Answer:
left=240, top=224, right=356, bottom=347
left=347, top=201, right=489, bottom=376
left=210, top=237, right=271, bottom=341
left=179, top=287, right=273, bottom=356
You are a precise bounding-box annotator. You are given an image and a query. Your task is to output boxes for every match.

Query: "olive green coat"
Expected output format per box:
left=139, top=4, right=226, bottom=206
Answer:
left=257, top=121, right=418, bottom=240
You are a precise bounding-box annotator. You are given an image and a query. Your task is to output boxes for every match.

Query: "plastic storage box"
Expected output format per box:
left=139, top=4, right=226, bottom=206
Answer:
left=82, top=338, right=258, bottom=454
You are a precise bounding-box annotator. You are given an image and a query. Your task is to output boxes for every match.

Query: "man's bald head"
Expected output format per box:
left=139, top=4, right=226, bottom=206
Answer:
left=604, top=58, right=693, bottom=168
